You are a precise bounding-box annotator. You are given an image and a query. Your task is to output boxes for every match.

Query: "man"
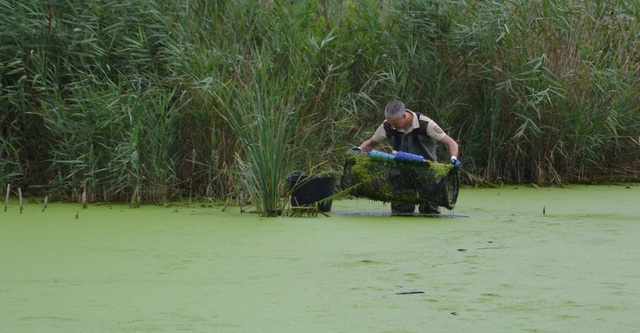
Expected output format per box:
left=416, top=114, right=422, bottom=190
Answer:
left=353, top=100, right=461, bottom=214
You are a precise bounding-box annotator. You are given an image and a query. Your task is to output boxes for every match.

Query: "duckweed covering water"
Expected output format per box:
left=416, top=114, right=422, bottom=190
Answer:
left=1, top=185, right=639, bottom=332
left=341, top=151, right=459, bottom=209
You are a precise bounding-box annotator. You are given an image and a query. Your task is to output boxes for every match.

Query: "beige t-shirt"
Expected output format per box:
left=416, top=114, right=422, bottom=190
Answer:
left=370, top=110, right=447, bottom=144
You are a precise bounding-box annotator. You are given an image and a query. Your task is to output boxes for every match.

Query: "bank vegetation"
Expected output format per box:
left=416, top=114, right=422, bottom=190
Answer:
left=1, top=0, right=638, bottom=214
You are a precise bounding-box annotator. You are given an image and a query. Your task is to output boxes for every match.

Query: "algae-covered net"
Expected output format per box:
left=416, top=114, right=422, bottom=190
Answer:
left=340, top=151, right=459, bottom=210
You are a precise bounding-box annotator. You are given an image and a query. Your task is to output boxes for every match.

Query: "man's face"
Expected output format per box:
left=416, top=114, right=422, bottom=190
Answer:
left=387, top=111, right=409, bottom=130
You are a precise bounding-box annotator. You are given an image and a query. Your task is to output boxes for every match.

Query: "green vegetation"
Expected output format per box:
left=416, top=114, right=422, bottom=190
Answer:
left=1, top=0, right=639, bottom=215
left=342, top=151, right=458, bottom=208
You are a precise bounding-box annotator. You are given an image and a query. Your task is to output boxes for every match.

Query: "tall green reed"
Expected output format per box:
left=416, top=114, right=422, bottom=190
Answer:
left=447, top=0, right=639, bottom=184
left=2, top=0, right=638, bottom=207
left=1, top=0, right=189, bottom=202
left=205, top=3, right=316, bottom=216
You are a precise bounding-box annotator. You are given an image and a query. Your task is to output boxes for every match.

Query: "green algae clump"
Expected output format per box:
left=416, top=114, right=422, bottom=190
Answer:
left=341, top=151, right=459, bottom=209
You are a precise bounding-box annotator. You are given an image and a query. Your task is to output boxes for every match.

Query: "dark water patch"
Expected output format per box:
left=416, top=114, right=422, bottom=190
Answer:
left=395, top=291, right=425, bottom=295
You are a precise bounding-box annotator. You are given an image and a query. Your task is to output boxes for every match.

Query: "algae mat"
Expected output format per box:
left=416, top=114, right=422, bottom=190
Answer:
left=1, top=185, right=639, bottom=332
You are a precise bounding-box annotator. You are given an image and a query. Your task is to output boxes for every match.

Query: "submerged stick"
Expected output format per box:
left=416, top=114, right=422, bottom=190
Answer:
left=4, top=184, right=9, bottom=212
left=18, top=187, right=23, bottom=214
left=42, top=195, right=49, bottom=212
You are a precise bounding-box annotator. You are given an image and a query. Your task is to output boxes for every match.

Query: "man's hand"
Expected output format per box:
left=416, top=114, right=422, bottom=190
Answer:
left=349, top=146, right=362, bottom=152
left=450, top=156, right=462, bottom=172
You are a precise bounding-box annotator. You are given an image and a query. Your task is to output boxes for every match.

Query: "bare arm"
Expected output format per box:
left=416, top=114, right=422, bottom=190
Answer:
left=440, top=135, right=459, bottom=158
left=359, top=138, right=378, bottom=153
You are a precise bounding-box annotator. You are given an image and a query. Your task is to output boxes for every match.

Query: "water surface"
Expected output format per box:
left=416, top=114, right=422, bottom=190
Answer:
left=1, top=185, right=639, bottom=332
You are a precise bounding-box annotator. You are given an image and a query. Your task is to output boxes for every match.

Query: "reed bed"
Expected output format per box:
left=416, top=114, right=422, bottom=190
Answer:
left=1, top=0, right=638, bottom=215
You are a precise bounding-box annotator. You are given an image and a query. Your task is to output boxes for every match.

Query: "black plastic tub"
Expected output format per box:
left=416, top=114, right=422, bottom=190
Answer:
left=287, top=174, right=337, bottom=212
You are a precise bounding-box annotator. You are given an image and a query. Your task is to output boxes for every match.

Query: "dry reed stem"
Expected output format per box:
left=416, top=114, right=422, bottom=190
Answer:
left=18, top=187, right=23, bottom=214
left=4, top=184, right=9, bottom=212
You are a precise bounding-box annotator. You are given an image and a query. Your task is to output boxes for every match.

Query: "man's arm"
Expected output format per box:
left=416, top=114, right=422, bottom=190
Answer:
left=439, top=135, right=459, bottom=158
left=440, top=135, right=462, bottom=171
left=359, top=138, right=378, bottom=153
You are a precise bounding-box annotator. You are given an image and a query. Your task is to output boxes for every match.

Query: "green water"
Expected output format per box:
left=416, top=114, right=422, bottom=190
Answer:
left=1, top=185, right=639, bottom=332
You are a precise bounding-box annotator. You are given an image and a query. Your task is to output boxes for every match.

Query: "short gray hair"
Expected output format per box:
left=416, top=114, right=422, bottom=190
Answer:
left=385, top=100, right=405, bottom=119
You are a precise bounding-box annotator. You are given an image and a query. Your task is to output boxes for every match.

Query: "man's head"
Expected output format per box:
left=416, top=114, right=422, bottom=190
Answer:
left=385, top=100, right=405, bottom=119
left=384, top=100, right=409, bottom=130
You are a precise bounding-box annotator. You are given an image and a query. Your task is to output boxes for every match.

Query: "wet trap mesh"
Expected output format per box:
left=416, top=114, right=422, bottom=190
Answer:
left=340, top=151, right=459, bottom=210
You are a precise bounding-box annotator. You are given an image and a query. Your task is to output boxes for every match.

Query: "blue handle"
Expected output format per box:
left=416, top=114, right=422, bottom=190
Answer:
left=395, top=151, right=425, bottom=163
left=369, top=150, right=396, bottom=161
